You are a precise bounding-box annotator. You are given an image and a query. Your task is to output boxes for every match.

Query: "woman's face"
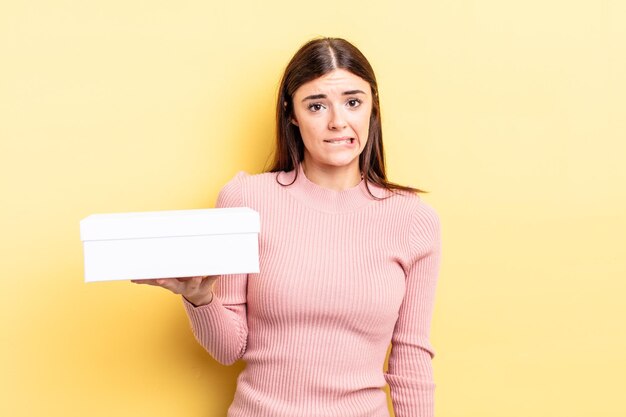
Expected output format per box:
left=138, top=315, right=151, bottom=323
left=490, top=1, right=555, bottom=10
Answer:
left=291, top=68, right=372, bottom=174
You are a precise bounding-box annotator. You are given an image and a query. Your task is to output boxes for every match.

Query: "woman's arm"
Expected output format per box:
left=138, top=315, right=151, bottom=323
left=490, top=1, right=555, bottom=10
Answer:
left=182, top=173, right=250, bottom=365
left=385, top=202, right=441, bottom=417
left=182, top=272, right=248, bottom=365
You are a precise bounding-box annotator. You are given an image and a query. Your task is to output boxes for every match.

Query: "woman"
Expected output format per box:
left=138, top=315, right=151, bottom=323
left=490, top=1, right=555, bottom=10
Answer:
left=135, top=37, right=441, bottom=417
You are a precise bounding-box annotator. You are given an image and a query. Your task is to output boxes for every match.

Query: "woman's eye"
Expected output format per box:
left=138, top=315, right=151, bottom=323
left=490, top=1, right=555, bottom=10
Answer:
left=347, top=99, right=362, bottom=108
left=308, top=103, right=324, bottom=112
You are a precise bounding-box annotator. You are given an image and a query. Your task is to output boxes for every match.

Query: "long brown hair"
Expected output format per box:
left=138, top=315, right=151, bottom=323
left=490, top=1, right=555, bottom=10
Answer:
left=269, top=37, right=424, bottom=195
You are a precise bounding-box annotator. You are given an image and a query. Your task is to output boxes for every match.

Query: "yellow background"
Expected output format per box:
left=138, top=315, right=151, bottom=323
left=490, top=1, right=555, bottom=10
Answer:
left=1, top=1, right=625, bottom=416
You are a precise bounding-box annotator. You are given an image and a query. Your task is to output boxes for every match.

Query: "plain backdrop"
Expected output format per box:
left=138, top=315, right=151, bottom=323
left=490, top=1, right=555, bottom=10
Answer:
left=1, top=1, right=625, bottom=416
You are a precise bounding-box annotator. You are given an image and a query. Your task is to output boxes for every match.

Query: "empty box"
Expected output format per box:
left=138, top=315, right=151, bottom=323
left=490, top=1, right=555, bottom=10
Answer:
left=80, top=207, right=260, bottom=282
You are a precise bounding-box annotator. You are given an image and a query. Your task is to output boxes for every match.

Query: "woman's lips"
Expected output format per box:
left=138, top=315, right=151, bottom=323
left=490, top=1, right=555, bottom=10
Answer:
left=323, top=137, right=354, bottom=144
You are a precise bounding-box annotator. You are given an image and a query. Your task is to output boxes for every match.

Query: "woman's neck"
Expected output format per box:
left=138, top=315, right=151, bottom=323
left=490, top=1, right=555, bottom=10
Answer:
left=301, top=160, right=362, bottom=191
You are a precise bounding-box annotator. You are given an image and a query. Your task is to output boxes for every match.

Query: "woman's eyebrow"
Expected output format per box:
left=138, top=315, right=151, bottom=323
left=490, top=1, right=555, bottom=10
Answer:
left=342, top=89, right=366, bottom=95
left=301, top=90, right=367, bottom=102
left=302, top=94, right=326, bottom=101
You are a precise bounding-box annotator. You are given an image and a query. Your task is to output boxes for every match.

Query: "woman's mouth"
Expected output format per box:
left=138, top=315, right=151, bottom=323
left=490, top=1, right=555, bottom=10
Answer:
left=323, top=138, right=355, bottom=144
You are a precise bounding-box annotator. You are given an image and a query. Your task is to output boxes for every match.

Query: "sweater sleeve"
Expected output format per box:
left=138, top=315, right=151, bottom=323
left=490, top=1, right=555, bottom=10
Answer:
left=182, top=172, right=250, bottom=365
left=384, top=202, right=441, bottom=417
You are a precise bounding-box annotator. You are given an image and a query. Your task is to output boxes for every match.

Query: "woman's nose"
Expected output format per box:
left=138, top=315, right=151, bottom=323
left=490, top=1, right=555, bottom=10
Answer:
left=328, top=108, right=348, bottom=130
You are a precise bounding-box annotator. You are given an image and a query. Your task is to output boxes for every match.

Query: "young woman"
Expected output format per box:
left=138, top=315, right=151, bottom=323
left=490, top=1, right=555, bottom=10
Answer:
left=135, top=37, right=441, bottom=417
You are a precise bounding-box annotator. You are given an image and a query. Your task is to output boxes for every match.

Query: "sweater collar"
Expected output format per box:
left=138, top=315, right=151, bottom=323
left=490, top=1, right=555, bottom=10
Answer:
left=277, top=164, right=387, bottom=213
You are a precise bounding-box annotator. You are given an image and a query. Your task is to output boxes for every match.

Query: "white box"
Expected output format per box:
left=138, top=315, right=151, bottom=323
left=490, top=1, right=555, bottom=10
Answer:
left=80, top=207, right=260, bottom=282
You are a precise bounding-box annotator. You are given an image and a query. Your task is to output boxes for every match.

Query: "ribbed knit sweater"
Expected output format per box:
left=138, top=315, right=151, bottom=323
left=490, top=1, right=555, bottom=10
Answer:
left=183, top=166, right=441, bottom=417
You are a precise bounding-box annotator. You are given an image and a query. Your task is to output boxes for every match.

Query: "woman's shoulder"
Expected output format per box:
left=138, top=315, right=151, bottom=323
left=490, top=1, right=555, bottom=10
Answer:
left=224, top=170, right=281, bottom=189
left=409, top=194, right=439, bottom=224
left=218, top=170, right=284, bottom=203
left=377, top=191, right=441, bottom=248
left=382, top=187, right=439, bottom=220
left=403, top=194, right=440, bottom=245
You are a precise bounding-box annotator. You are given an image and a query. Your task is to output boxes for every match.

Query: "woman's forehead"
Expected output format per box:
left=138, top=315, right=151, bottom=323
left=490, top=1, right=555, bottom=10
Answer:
left=295, top=69, right=370, bottom=97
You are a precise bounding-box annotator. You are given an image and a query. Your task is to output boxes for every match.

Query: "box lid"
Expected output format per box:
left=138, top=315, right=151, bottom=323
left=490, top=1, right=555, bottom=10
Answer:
left=80, top=207, right=260, bottom=241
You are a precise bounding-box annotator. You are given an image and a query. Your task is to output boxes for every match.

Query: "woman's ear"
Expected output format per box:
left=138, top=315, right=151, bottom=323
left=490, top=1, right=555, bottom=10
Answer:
left=284, top=99, right=298, bottom=126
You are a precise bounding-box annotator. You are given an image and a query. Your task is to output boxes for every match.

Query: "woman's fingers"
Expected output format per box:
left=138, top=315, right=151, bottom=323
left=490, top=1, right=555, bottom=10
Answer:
left=131, top=276, right=217, bottom=297
left=183, top=276, right=202, bottom=292
left=131, top=279, right=160, bottom=286
left=155, top=278, right=185, bottom=293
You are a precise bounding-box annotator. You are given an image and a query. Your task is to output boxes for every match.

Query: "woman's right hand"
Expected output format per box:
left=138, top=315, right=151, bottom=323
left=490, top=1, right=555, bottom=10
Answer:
left=131, top=276, right=219, bottom=307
